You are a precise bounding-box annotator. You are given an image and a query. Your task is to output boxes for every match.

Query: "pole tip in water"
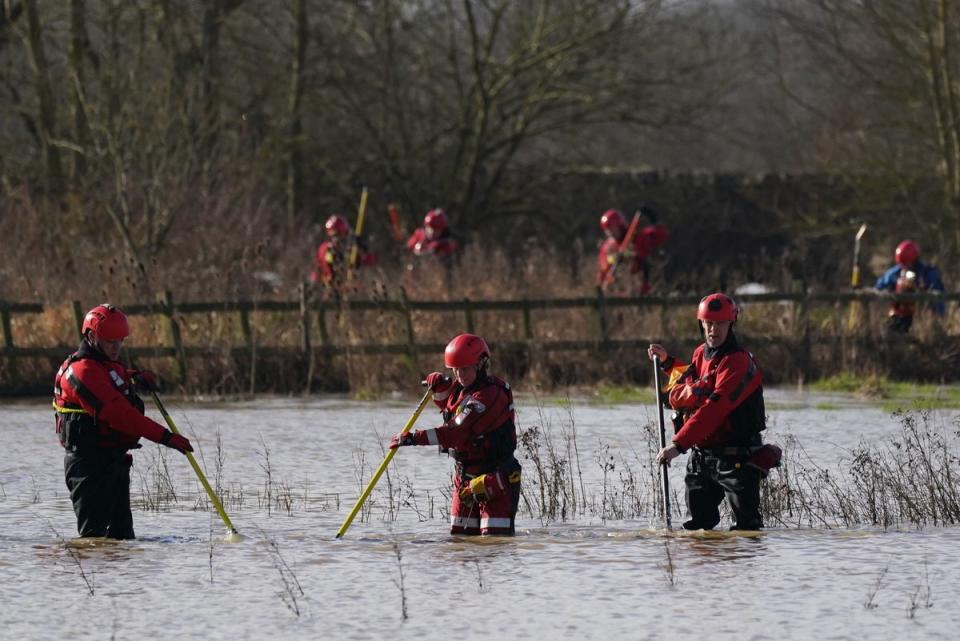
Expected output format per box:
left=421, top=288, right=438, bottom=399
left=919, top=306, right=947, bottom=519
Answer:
left=224, top=529, right=244, bottom=543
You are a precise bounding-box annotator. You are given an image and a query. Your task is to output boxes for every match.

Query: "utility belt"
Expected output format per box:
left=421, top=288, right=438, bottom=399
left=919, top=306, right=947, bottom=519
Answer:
left=694, top=445, right=761, bottom=459
left=691, top=443, right=782, bottom=476
left=456, top=455, right=521, bottom=482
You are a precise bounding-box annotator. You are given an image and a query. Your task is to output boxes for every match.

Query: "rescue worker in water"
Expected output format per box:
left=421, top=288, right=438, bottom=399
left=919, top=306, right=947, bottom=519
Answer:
left=648, top=293, right=780, bottom=531
left=389, top=334, right=522, bottom=535
left=53, top=304, right=193, bottom=539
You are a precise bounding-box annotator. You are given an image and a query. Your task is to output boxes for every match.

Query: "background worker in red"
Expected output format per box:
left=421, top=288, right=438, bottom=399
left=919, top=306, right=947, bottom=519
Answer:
left=310, top=214, right=378, bottom=291
left=648, top=293, right=779, bottom=531
left=597, top=206, right=669, bottom=292
left=874, top=240, right=945, bottom=333
left=406, top=208, right=459, bottom=259
left=54, top=304, right=193, bottom=539
left=389, top=334, right=521, bottom=535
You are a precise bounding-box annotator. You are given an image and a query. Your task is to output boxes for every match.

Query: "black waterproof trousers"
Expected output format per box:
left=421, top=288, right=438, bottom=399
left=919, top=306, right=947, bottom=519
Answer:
left=64, top=450, right=135, bottom=539
left=683, top=448, right=763, bottom=531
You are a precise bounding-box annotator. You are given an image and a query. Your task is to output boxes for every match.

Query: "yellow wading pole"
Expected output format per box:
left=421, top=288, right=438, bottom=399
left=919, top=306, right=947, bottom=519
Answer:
left=847, top=223, right=868, bottom=331
left=348, top=186, right=370, bottom=270
left=150, top=391, right=243, bottom=541
left=336, top=389, right=432, bottom=539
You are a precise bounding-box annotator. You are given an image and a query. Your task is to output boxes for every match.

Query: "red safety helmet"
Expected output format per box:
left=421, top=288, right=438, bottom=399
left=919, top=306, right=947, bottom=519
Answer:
left=894, top=240, right=919, bottom=267
left=600, top=209, right=627, bottom=233
left=697, top=293, right=738, bottom=322
left=325, top=215, right=350, bottom=237
left=444, top=333, right=490, bottom=368
left=82, top=304, right=129, bottom=341
left=424, top=208, right=448, bottom=231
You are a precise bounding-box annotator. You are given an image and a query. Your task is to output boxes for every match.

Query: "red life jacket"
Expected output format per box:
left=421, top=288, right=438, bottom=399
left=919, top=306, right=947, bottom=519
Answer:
left=597, top=227, right=663, bottom=287
left=407, top=228, right=459, bottom=257
left=54, top=341, right=165, bottom=452
left=311, top=239, right=377, bottom=285
left=668, top=336, right=766, bottom=450
left=892, top=271, right=918, bottom=318
left=429, top=374, right=516, bottom=472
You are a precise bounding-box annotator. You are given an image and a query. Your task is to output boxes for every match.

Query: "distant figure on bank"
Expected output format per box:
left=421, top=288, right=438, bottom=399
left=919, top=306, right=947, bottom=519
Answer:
left=389, top=334, right=521, bottom=535
left=406, top=208, right=459, bottom=259
left=648, top=293, right=780, bottom=531
left=311, top=214, right=378, bottom=291
left=54, top=305, right=192, bottom=539
left=597, top=206, right=669, bottom=292
left=874, top=240, right=944, bottom=333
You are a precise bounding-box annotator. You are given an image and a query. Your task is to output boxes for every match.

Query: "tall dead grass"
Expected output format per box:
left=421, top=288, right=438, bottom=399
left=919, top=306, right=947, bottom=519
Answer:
left=3, top=184, right=959, bottom=394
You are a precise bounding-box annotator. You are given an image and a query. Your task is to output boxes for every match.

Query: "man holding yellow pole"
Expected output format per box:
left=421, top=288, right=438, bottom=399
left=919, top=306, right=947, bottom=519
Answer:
left=389, top=334, right=522, bottom=536
left=53, top=304, right=193, bottom=539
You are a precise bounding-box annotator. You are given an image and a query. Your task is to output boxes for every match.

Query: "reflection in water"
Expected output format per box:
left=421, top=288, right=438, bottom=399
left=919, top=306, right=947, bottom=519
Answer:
left=678, top=533, right=767, bottom=565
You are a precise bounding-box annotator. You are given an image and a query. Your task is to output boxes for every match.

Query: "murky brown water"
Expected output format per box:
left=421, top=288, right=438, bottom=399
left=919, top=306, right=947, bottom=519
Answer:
left=2, top=391, right=957, bottom=640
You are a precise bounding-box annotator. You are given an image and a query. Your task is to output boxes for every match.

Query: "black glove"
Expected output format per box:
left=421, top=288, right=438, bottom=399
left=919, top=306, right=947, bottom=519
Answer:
left=160, top=430, right=193, bottom=453
left=131, top=369, right=160, bottom=392
left=389, top=432, right=417, bottom=449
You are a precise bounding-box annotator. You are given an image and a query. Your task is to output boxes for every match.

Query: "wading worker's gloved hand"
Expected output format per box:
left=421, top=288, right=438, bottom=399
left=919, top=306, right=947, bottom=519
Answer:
left=389, top=430, right=432, bottom=449
left=389, top=432, right=414, bottom=449
left=423, top=372, right=453, bottom=400
left=160, top=430, right=193, bottom=454
left=458, top=474, right=490, bottom=501
left=130, top=369, right=160, bottom=392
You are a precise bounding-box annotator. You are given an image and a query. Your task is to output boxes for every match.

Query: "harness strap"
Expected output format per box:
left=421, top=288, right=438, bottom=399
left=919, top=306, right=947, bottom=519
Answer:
left=52, top=401, right=89, bottom=414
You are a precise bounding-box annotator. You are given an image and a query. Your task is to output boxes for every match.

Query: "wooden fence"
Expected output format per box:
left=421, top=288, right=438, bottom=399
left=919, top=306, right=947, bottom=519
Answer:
left=1, top=288, right=958, bottom=392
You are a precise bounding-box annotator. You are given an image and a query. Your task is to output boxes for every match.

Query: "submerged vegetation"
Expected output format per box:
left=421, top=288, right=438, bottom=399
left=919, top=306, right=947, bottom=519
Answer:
left=125, top=403, right=960, bottom=532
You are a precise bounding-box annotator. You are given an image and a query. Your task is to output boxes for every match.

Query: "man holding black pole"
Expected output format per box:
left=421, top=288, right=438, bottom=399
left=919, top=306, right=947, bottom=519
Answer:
left=648, top=293, right=779, bottom=531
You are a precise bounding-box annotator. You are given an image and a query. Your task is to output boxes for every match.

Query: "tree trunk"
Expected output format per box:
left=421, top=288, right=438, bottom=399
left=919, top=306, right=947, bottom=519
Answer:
left=69, top=0, right=92, bottom=180
left=287, top=0, right=308, bottom=224
left=23, top=0, right=64, bottom=195
left=201, top=0, right=224, bottom=155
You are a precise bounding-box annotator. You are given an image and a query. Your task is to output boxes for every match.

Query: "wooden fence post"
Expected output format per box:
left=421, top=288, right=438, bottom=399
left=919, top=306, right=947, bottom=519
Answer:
left=240, top=306, right=256, bottom=395
left=522, top=298, right=538, bottom=373
left=522, top=300, right=534, bottom=342
left=463, top=297, right=474, bottom=333
left=300, top=282, right=314, bottom=394
left=399, top=287, right=418, bottom=367
left=1, top=308, right=16, bottom=387
left=795, top=291, right=811, bottom=384
left=593, top=286, right=609, bottom=347
left=1, top=309, right=13, bottom=349
left=316, top=301, right=330, bottom=347
left=161, top=290, right=188, bottom=383
left=72, top=301, right=85, bottom=338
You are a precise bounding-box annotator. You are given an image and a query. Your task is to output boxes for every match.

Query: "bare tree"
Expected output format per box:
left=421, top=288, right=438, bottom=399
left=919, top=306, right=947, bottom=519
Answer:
left=756, top=0, right=960, bottom=254
left=22, top=0, right=64, bottom=194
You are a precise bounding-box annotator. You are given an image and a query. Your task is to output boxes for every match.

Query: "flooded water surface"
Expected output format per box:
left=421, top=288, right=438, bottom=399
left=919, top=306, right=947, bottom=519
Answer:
left=2, top=390, right=958, bottom=640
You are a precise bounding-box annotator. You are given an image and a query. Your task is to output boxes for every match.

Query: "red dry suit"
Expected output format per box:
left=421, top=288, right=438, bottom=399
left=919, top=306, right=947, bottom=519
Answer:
left=406, top=228, right=459, bottom=258
left=54, top=340, right=168, bottom=451
left=409, top=374, right=521, bottom=534
left=597, top=223, right=668, bottom=290
left=662, top=336, right=765, bottom=452
left=310, top=239, right=378, bottom=286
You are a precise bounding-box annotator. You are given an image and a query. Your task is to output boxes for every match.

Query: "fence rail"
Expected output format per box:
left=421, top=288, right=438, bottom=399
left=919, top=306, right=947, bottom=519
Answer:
left=1, top=288, right=956, bottom=392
